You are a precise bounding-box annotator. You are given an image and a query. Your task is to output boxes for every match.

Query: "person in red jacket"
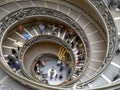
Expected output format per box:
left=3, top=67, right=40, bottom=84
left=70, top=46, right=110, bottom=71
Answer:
left=18, top=25, right=24, bottom=31
left=40, top=60, right=45, bottom=67
left=76, top=60, right=81, bottom=65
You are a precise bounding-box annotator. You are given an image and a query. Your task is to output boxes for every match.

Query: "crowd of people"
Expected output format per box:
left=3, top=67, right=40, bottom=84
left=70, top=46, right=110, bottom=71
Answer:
left=5, top=23, right=85, bottom=82
left=17, top=24, right=85, bottom=59
left=34, top=56, right=73, bottom=84
left=34, top=60, right=45, bottom=75
left=7, top=48, right=20, bottom=71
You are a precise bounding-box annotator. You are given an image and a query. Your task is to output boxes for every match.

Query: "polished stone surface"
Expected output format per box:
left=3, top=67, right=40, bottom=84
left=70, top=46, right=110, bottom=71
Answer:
left=35, top=55, right=69, bottom=85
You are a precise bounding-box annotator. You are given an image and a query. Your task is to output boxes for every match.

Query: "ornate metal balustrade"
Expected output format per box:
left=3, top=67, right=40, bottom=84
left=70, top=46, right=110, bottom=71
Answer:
left=0, top=7, right=89, bottom=64
left=75, top=0, right=118, bottom=88
left=0, top=0, right=117, bottom=90
left=0, top=6, right=89, bottom=89
left=20, top=35, right=75, bottom=79
left=20, top=34, right=88, bottom=86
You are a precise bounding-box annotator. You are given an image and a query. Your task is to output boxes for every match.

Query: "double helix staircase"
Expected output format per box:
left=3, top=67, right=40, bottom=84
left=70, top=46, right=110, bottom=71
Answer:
left=0, top=0, right=118, bottom=90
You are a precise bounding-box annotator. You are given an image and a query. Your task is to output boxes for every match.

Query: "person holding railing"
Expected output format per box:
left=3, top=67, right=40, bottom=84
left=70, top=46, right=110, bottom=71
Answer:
left=7, top=54, right=20, bottom=71
left=59, top=62, right=65, bottom=72
left=11, top=49, right=18, bottom=58
left=39, top=24, right=45, bottom=34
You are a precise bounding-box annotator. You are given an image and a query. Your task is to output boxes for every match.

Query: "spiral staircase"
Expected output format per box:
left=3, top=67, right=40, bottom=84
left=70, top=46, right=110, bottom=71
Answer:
left=0, top=0, right=119, bottom=90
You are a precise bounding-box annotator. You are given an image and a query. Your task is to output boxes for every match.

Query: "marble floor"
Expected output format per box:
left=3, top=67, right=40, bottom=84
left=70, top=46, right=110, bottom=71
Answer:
left=35, top=55, right=69, bottom=85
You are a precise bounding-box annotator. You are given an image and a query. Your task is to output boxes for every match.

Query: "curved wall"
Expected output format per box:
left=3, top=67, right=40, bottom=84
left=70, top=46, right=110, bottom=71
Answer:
left=0, top=0, right=118, bottom=90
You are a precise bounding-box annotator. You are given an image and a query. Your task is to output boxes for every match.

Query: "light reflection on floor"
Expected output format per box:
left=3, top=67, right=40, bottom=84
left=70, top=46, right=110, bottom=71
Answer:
left=36, top=56, right=69, bottom=85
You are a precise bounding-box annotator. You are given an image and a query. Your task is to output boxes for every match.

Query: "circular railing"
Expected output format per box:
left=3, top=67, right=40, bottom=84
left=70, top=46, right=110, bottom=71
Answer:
left=20, top=35, right=75, bottom=82
left=0, top=0, right=118, bottom=89
left=0, top=7, right=89, bottom=89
